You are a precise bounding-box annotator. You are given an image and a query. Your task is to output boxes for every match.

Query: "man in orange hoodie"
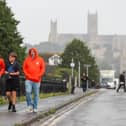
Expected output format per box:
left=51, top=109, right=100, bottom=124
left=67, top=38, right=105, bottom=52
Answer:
left=0, top=55, right=5, bottom=77
left=23, top=48, right=45, bottom=113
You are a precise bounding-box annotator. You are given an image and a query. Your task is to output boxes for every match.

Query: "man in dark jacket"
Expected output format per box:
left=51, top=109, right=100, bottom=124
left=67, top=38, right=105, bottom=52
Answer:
left=5, top=52, right=20, bottom=112
left=81, top=73, right=88, bottom=92
left=71, top=76, right=75, bottom=94
left=117, top=72, right=126, bottom=92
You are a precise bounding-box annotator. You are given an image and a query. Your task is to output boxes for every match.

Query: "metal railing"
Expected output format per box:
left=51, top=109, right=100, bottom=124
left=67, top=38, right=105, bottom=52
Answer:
left=0, top=76, right=68, bottom=96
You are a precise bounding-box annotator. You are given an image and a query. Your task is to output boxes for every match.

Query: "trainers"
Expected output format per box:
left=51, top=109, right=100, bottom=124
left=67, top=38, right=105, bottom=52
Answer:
left=8, top=102, right=12, bottom=111
left=12, top=105, right=16, bottom=112
left=33, top=109, right=38, bottom=113
left=26, top=106, right=33, bottom=112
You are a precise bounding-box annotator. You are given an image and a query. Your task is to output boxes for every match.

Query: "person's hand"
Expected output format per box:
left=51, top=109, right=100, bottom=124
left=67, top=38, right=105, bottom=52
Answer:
left=9, top=72, right=13, bottom=75
left=5, top=71, right=9, bottom=74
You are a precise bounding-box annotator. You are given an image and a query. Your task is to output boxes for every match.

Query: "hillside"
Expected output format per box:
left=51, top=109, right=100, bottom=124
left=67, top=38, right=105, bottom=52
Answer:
left=25, top=42, right=65, bottom=53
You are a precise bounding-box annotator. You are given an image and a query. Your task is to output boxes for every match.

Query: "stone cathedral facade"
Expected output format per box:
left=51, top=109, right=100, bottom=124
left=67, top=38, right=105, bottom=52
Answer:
left=48, top=12, right=126, bottom=72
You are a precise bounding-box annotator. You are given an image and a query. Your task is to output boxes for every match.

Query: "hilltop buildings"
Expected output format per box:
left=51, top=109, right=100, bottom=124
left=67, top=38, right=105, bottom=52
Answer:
left=48, top=12, right=126, bottom=72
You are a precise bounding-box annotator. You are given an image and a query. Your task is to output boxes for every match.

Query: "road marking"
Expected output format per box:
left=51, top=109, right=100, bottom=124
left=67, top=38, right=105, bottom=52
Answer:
left=40, top=93, right=98, bottom=126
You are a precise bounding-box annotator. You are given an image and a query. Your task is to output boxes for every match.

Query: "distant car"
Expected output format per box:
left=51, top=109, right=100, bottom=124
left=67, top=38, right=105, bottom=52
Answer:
left=107, top=81, right=116, bottom=89
left=100, top=83, right=110, bottom=89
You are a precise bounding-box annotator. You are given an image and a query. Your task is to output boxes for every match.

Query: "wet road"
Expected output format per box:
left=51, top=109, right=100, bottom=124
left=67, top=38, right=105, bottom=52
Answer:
left=49, top=89, right=126, bottom=126
left=0, top=88, right=85, bottom=126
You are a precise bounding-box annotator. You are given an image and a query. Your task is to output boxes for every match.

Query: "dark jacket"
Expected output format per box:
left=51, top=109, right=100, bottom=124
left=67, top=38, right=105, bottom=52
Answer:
left=119, top=74, right=125, bottom=83
left=81, top=75, right=88, bottom=82
left=5, top=60, right=20, bottom=79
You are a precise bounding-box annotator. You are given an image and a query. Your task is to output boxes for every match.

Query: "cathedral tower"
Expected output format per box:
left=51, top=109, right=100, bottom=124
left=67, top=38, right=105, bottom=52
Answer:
left=48, top=20, right=57, bottom=42
left=88, top=12, right=98, bottom=38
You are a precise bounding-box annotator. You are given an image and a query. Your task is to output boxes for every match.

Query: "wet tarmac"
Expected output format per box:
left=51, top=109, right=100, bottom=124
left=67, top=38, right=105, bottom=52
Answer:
left=0, top=88, right=84, bottom=126
left=50, top=89, right=126, bottom=126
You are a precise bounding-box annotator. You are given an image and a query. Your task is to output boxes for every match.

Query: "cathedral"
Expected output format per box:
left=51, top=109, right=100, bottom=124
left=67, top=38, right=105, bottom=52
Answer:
left=48, top=12, right=126, bottom=73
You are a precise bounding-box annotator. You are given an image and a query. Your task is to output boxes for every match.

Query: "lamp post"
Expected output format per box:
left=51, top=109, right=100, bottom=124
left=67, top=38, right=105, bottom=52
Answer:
left=84, top=64, right=91, bottom=90
left=70, top=58, right=75, bottom=94
left=70, top=58, right=75, bottom=77
left=78, top=61, right=81, bottom=87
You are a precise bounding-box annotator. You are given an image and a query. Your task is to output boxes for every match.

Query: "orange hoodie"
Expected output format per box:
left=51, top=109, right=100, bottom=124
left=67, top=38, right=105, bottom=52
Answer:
left=23, top=48, right=45, bottom=82
left=0, top=58, right=5, bottom=76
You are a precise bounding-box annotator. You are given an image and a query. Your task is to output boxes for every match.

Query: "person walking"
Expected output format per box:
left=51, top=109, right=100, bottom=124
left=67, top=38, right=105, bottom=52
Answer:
left=116, top=72, right=126, bottom=92
left=0, top=55, right=5, bottom=78
left=71, top=76, right=75, bottom=94
left=91, top=80, right=96, bottom=88
left=5, top=52, right=20, bottom=112
left=81, top=73, right=88, bottom=92
left=0, top=55, right=5, bottom=96
left=23, top=48, right=45, bottom=113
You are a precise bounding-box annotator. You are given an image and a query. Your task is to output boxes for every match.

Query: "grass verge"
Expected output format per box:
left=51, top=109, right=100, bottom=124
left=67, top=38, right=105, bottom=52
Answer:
left=0, top=91, right=69, bottom=105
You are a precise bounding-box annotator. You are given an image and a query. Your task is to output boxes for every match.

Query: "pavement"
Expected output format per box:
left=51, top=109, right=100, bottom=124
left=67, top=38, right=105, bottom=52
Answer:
left=0, top=88, right=96, bottom=126
left=50, top=89, right=126, bottom=126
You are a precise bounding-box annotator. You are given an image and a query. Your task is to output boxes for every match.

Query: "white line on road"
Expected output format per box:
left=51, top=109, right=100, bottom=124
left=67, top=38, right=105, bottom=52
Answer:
left=40, top=93, right=98, bottom=126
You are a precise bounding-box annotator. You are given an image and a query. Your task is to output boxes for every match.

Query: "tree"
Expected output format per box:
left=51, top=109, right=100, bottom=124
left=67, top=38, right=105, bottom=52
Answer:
left=0, top=0, right=26, bottom=63
left=61, top=39, right=99, bottom=81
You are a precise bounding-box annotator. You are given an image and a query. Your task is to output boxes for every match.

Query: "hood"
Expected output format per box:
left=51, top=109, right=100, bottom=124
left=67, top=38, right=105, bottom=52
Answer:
left=28, top=48, right=38, bottom=58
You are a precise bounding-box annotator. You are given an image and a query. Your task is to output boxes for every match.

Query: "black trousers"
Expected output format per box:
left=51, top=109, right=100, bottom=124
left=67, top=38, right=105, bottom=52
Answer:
left=82, top=82, right=87, bottom=92
left=71, top=86, right=75, bottom=94
left=117, top=83, right=126, bottom=92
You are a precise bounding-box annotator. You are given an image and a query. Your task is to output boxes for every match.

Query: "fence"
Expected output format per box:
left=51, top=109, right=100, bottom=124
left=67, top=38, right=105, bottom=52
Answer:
left=0, top=76, right=68, bottom=97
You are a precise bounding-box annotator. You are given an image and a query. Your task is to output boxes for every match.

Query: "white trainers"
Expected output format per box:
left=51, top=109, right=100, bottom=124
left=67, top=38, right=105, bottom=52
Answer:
left=33, top=109, right=38, bottom=113
left=26, top=106, right=33, bottom=113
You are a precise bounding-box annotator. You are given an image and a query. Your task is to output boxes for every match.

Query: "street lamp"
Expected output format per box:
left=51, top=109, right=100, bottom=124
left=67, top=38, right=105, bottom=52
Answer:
left=70, top=58, right=75, bottom=77
left=78, top=61, right=81, bottom=87
left=84, top=64, right=91, bottom=90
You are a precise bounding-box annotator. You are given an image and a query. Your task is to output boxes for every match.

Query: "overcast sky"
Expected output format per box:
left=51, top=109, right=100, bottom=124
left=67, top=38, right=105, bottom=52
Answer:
left=6, top=0, right=126, bottom=45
